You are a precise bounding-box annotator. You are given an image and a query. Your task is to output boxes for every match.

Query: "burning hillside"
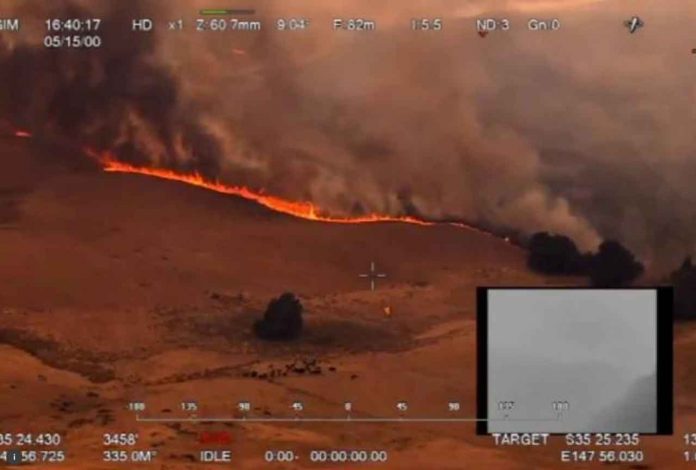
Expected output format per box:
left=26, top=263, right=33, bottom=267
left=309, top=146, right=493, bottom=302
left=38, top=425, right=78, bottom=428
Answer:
left=100, top=155, right=435, bottom=226
left=0, top=0, right=694, bottom=269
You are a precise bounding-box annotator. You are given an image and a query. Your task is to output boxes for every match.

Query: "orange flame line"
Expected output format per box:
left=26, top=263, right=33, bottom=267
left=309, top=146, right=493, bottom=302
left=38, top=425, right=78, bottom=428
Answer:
left=81, top=145, right=496, bottom=236
left=9, top=128, right=503, bottom=236
left=100, top=156, right=438, bottom=226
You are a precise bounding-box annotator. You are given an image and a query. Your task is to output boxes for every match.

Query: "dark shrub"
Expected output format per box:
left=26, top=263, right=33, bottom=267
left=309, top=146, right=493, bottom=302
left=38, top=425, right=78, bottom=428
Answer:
left=671, top=257, right=696, bottom=319
left=588, top=240, right=644, bottom=287
left=253, top=292, right=303, bottom=340
left=527, top=232, right=587, bottom=275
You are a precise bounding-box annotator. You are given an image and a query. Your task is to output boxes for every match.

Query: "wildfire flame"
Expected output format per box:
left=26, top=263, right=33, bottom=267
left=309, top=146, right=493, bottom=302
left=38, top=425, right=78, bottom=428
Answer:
left=11, top=128, right=492, bottom=233
left=100, top=155, right=435, bottom=226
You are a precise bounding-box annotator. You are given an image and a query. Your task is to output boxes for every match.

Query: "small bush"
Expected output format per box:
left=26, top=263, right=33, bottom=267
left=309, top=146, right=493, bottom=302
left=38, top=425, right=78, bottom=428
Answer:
left=253, top=292, right=303, bottom=341
left=588, top=240, right=644, bottom=287
left=527, top=232, right=588, bottom=275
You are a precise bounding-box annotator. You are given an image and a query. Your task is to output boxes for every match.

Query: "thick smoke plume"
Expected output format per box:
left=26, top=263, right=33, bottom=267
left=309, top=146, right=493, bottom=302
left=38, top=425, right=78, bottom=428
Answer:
left=0, top=1, right=222, bottom=175
left=2, top=0, right=695, bottom=270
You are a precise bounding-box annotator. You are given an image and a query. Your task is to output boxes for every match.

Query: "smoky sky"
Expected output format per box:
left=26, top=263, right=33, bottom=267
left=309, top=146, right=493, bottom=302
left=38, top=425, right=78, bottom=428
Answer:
left=1, top=0, right=695, bottom=270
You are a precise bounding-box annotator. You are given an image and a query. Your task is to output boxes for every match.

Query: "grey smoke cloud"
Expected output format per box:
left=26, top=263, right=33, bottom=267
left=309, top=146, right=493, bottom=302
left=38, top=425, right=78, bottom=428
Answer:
left=1, top=0, right=694, bottom=270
